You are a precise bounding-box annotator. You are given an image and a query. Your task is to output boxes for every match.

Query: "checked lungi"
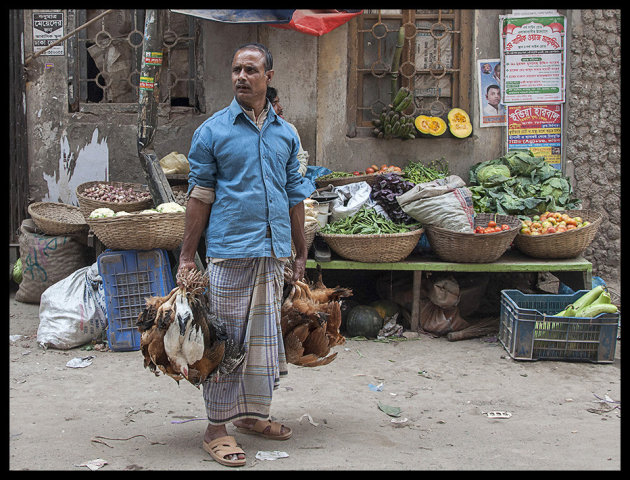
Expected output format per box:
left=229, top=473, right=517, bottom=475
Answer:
left=202, top=257, right=288, bottom=425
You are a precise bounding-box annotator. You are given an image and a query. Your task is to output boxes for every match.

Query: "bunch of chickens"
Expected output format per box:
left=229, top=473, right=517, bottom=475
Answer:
left=136, top=269, right=246, bottom=387
left=281, top=267, right=352, bottom=367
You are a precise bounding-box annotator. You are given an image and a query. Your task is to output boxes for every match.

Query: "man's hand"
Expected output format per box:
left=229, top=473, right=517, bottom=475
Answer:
left=176, top=259, right=197, bottom=286
left=291, top=252, right=306, bottom=283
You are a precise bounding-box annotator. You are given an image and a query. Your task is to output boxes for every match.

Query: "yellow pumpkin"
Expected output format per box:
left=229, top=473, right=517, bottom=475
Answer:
left=414, top=115, right=446, bottom=136
left=447, top=108, right=472, bottom=138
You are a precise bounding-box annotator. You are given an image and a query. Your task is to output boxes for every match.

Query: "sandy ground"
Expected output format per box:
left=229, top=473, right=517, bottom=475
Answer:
left=8, top=288, right=621, bottom=471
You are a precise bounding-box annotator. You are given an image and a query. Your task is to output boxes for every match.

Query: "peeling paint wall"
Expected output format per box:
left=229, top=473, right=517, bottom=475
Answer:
left=42, top=128, right=109, bottom=205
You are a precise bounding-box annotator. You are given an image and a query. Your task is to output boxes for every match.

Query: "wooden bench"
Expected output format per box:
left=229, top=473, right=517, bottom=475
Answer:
left=306, top=249, right=592, bottom=331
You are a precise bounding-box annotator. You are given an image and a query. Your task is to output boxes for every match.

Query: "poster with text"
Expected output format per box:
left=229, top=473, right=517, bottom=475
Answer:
left=33, top=12, right=64, bottom=56
left=478, top=59, right=506, bottom=127
left=507, top=104, right=562, bottom=169
left=500, top=15, right=566, bottom=104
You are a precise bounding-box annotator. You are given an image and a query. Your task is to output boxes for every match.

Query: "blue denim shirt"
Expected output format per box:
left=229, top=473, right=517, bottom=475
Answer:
left=187, top=98, right=315, bottom=259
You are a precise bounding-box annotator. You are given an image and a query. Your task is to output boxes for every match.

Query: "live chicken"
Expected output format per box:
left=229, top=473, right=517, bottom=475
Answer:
left=136, top=269, right=245, bottom=387
left=281, top=267, right=352, bottom=367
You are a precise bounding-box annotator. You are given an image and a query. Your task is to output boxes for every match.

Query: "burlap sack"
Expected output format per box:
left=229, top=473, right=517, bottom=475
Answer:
left=15, top=219, right=92, bottom=304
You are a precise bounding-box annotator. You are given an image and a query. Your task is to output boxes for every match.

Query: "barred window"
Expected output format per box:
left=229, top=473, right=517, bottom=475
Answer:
left=67, top=9, right=201, bottom=111
left=347, top=9, right=472, bottom=137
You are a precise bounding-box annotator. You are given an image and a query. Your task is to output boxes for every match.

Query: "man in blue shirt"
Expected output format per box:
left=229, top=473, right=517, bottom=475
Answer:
left=177, top=42, right=314, bottom=466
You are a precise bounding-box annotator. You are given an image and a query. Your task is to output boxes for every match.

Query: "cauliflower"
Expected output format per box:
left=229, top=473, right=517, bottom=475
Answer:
left=156, top=202, right=185, bottom=213
left=114, top=211, right=131, bottom=217
left=89, top=208, right=115, bottom=219
left=138, top=209, right=158, bottom=214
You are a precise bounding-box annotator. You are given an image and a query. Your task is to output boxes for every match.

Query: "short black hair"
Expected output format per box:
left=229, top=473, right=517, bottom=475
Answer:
left=232, top=42, right=273, bottom=72
left=487, top=84, right=500, bottom=94
left=266, top=86, right=278, bottom=102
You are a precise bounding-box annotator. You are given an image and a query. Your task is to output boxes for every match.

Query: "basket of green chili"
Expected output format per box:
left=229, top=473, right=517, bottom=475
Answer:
left=318, top=206, right=423, bottom=263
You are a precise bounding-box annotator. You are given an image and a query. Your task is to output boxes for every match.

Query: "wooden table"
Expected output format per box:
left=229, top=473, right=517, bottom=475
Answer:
left=306, top=249, right=592, bottom=331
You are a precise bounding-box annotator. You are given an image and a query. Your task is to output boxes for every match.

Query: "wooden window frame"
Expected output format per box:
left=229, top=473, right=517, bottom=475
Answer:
left=346, top=9, right=473, bottom=138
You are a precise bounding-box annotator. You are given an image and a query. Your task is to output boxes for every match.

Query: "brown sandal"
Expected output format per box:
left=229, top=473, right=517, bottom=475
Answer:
left=235, top=419, right=292, bottom=440
left=203, top=435, right=246, bottom=467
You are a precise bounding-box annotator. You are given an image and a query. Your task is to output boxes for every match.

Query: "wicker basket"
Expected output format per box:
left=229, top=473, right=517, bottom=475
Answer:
left=514, top=209, right=602, bottom=259
left=424, top=213, right=521, bottom=263
left=87, top=212, right=185, bottom=250
left=318, top=227, right=423, bottom=263
left=315, top=173, right=384, bottom=189
left=76, top=181, right=153, bottom=220
left=27, top=202, right=89, bottom=236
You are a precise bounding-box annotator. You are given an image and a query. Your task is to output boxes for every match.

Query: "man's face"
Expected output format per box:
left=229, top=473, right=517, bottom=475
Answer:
left=232, top=48, right=273, bottom=109
left=486, top=87, right=501, bottom=107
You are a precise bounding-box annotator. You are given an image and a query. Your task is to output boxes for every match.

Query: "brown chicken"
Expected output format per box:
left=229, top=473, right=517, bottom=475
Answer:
left=136, top=269, right=246, bottom=387
left=281, top=267, right=352, bottom=367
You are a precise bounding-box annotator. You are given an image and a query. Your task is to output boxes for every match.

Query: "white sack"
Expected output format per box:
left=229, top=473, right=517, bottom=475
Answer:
left=37, top=263, right=108, bottom=350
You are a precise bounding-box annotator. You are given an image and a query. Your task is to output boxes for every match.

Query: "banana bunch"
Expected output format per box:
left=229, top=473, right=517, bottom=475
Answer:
left=372, top=87, right=416, bottom=140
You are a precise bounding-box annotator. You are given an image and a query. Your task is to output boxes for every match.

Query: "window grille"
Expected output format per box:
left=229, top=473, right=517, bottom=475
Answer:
left=68, top=9, right=200, bottom=111
left=348, top=9, right=472, bottom=137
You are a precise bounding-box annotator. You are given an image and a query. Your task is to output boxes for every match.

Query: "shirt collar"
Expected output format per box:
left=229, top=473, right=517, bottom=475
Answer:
left=229, top=97, right=279, bottom=125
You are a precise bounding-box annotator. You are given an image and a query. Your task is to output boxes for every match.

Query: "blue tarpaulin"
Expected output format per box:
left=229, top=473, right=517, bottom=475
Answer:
left=171, top=9, right=362, bottom=36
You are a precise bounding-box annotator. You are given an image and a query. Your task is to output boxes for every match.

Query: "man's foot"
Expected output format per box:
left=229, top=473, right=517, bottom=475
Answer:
left=203, top=424, right=245, bottom=465
left=233, top=418, right=292, bottom=440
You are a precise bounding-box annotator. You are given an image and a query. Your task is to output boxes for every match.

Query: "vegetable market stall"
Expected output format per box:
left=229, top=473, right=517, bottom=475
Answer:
left=306, top=250, right=592, bottom=332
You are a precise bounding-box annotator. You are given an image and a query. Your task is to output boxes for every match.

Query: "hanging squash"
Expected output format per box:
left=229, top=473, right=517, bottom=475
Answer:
left=447, top=108, right=473, bottom=138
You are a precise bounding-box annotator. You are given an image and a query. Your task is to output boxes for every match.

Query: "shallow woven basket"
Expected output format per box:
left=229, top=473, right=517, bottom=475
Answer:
left=315, top=173, right=382, bottom=189
left=27, top=202, right=88, bottom=236
left=291, top=220, right=320, bottom=255
left=514, top=209, right=602, bottom=259
left=87, top=212, right=185, bottom=250
left=318, top=227, right=423, bottom=263
left=424, top=213, right=521, bottom=263
left=76, top=181, right=153, bottom=220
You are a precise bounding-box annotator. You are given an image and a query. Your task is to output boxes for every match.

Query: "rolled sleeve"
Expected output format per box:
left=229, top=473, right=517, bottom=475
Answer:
left=187, top=127, right=217, bottom=195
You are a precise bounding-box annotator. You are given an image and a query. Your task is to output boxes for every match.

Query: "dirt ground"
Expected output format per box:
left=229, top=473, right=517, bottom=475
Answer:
left=8, top=287, right=621, bottom=471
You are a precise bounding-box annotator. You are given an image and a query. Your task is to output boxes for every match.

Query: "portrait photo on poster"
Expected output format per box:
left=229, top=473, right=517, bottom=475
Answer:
left=478, top=59, right=506, bottom=127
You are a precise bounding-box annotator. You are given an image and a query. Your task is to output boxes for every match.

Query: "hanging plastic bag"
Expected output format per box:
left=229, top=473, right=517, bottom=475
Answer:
left=37, top=263, right=108, bottom=350
left=159, top=152, right=189, bottom=175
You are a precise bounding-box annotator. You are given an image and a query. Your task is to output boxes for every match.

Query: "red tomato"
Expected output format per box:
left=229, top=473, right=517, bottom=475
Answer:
left=487, top=220, right=497, bottom=228
left=501, top=224, right=510, bottom=231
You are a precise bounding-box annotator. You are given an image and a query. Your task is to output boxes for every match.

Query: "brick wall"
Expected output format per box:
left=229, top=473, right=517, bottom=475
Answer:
left=566, top=9, right=621, bottom=294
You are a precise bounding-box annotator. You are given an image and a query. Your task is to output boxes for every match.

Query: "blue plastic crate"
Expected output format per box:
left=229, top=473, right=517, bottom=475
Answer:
left=499, top=290, right=619, bottom=363
left=97, top=249, right=175, bottom=351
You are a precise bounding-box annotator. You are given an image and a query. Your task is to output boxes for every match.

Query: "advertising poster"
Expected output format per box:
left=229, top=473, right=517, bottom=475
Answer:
left=500, top=14, right=566, bottom=104
left=507, top=104, right=562, bottom=169
left=478, top=59, right=506, bottom=127
left=33, top=12, right=64, bottom=56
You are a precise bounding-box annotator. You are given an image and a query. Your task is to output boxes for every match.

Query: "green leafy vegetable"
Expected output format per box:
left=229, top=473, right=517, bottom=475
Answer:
left=468, top=150, right=581, bottom=216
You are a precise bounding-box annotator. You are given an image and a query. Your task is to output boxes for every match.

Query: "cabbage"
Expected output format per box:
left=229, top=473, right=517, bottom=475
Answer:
left=476, top=164, right=511, bottom=187
left=89, top=208, right=115, bottom=218
left=12, top=258, right=22, bottom=284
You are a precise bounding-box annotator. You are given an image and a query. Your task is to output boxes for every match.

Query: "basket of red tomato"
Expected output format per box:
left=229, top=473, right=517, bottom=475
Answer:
left=514, top=210, right=603, bottom=259
left=425, top=213, right=521, bottom=263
